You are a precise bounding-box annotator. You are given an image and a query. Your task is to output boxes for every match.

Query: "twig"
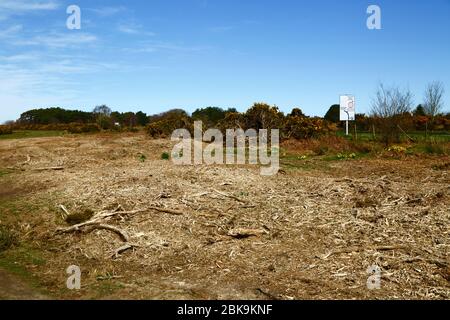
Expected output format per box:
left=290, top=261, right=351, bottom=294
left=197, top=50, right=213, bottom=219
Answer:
left=33, top=166, right=64, bottom=171
left=228, top=228, right=268, bottom=239
left=112, top=243, right=138, bottom=259
left=148, top=206, right=184, bottom=216
left=319, top=245, right=406, bottom=260
left=59, top=205, right=71, bottom=221
left=213, top=189, right=247, bottom=204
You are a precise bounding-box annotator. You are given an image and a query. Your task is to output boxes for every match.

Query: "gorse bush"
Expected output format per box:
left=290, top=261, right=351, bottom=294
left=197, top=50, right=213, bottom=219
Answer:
left=67, top=123, right=101, bottom=134
left=0, top=125, right=13, bottom=135
left=147, top=103, right=337, bottom=140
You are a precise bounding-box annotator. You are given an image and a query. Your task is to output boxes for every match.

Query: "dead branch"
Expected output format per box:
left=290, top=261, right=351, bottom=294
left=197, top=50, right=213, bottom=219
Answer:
left=33, top=166, right=64, bottom=171
left=213, top=189, right=248, bottom=204
left=148, top=206, right=184, bottom=216
left=112, top=244, right=138, bottom=259
left=228, top=228, right=267, bottom=239
left=57, top=220, right=128, bottom=242
left=85, top=224, right=129, bottom=242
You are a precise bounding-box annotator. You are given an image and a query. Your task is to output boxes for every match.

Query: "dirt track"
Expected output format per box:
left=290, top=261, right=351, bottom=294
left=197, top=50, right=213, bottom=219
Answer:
left=0, top=269, right=47, bottom=300
left=0, top=133, right=449, bottom=299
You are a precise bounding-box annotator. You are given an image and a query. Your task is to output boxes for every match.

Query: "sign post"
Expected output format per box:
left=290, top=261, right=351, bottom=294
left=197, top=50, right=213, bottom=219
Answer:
left=340, top=95, right=355, bottom=136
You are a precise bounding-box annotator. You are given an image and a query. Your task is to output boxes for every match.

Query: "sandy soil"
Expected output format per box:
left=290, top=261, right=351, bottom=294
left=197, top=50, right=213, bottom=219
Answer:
left=0, top=133, right=448, bottom=300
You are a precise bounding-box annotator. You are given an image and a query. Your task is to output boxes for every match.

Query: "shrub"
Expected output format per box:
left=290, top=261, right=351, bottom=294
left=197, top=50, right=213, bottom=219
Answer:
left=0, top=125, right=13, bottom=135
left=161, top=152, right=170, bottom=160
left=285, top=116, right=337, bottom=139
left=244, top=103, right=285, bottom=130
left=422, top=142, right=445, bottom=155
left=0, top=226, right=18, bottom=252
left=147, top=116, right=193, bottom=138
left=68, top=123, right=101, bottom=134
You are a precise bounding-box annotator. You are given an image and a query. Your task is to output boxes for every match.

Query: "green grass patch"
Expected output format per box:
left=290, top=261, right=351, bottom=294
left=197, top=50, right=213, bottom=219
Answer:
left=280, top=153, right=332, bottom=171
left=91, top=281, right=125, bottom=299
left=323, top=152, right=368, bottom=161
left=0, top=169, right=13, bottom=178
left=0, top=245, right=47, bottom=290
left=0, top=130, right=65, bottom=140
left=336, top=130, right=450, bottom=143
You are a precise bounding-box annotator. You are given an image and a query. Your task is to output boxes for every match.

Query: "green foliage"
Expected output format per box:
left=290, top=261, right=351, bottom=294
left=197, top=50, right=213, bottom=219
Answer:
left=0, top=130, right=65, bottom=140
left=413, top=105, right=427, bottom=116
left=0, top=226, right=18, bottom=252
left=135, top=111, right=149, bottom=126
left=93, top=105, right=112, bottom=117
left=192, top=107, right=233, bottom=128
left=161, top=152, right=170, bottom=160
left=336, top=153, right=357, bottom=160
left=138, top=154, right=147, bottom=162
left=422, top=142, right=446, bottom=155
left=324, top=105, right=340, bottom=123
left=19, top=107, right=94, bottom=125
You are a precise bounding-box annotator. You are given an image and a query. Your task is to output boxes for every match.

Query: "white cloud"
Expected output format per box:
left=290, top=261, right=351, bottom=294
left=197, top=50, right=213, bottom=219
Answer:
left=0, top=0, right=59, bottom=20
left=0, top=24, right=23, bottom=38
left=0, top=52, right=38, bottom=62
left=125, top=41, right=210, bottom=54
left=117, top=23, right=156, bottom=36
left=0, top=53, right=121, bottom=122
left=87, top=6, right=126, bottom=17
left=14, top=32, right=97, bottom=48
left=0, top=0, right=59, bottom=11
left=209, top=26, right=234, bottom=33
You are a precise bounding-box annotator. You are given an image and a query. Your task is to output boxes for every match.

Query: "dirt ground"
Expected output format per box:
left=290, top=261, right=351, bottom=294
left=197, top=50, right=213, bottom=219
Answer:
left=0, top=133, right=449, bottom=300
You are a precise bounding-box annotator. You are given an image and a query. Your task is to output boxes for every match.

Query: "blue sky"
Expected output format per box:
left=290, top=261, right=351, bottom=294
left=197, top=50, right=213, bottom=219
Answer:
left=0, top=0, right=449, bottom=122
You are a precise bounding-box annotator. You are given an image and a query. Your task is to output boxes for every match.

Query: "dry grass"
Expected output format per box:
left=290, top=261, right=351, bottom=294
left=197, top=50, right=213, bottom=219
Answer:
left=0, top=132, right=448, bottom=300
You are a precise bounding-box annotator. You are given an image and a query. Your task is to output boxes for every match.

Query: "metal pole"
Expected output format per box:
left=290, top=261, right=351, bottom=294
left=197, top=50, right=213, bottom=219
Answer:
left=346, top=120, right=349, bottom=136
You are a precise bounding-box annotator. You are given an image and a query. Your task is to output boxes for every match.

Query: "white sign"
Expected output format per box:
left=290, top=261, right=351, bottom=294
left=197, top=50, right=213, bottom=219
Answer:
left=340, top=95, right=355, bottom=121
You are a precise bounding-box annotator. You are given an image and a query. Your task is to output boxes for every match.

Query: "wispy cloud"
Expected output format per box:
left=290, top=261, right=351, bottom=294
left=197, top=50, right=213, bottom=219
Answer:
left=87, top=6, right=126, bottom=17
left=14, top=32, right=98, bottom=48
left=125, top=41, right=210, bottom=54
left=117, top=22, right=155, bottom=36
left=209, top=26, right=235, bottom=33
left=0, top=24, right=23, bottom=38
left=0, top=0, right=59, bottom=20
left=0, top=0, right=59, bottom=11
left=0, top=52, right=38, bottom=62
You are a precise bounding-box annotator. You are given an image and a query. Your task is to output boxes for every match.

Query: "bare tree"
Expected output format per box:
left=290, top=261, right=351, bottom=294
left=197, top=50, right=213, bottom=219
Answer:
left=423, top=81, right=445, bottom=118
left=93, top=105, right=112, bottom=116
left=371, top=84, right=414, bottom=144
left=371, top=84, right=413, bottom=117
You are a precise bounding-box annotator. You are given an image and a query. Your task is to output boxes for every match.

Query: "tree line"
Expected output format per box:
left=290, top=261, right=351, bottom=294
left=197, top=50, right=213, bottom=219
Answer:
left=2, top=81, right=448, bottom=143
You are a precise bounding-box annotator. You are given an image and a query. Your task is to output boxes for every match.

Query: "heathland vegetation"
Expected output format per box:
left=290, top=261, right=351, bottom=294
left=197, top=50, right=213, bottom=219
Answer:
left=1, top=83, right=449, bottom=150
